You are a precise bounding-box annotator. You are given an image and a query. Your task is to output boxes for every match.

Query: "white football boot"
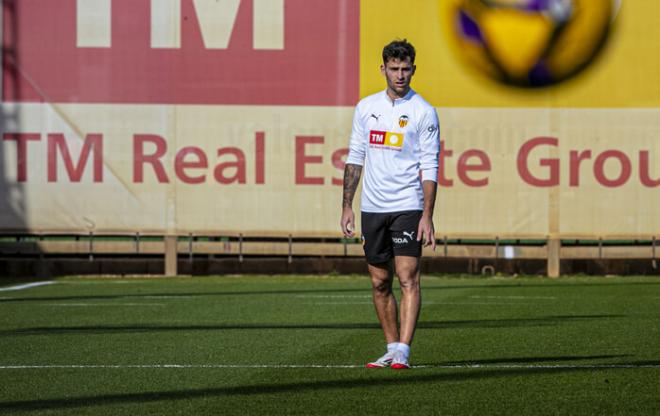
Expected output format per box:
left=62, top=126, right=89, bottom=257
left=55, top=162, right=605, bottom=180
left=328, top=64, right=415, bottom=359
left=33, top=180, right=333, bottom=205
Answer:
left=365, top=350, right=396, bottom=368
left=390, top=350, right=411, bottom=369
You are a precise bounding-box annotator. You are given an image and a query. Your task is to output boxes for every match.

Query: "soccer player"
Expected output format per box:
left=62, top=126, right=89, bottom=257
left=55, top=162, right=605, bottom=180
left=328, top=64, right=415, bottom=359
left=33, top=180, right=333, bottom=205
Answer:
left=340, top=39, right=440, bottom=369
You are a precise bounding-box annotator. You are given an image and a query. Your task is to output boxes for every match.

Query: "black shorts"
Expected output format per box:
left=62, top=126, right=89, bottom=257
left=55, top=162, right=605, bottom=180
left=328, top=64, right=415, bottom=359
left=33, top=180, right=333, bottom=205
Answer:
left=361, top=210, right=423, bottom=264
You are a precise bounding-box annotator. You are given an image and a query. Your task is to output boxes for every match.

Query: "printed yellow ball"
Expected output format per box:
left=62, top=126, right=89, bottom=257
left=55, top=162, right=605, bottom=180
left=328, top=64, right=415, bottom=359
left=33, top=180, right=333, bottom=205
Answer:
left=449, top=0, right=619, bottom=87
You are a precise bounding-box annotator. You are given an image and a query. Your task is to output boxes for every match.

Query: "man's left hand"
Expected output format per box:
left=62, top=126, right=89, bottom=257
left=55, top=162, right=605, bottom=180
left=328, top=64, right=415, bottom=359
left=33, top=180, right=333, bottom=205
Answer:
left=417, top=214, right=436, bottom=251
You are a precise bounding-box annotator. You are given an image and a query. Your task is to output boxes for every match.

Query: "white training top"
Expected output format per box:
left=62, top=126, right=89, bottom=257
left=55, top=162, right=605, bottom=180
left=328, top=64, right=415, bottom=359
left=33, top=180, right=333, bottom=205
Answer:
left=346, top=89, right=440, bottom=213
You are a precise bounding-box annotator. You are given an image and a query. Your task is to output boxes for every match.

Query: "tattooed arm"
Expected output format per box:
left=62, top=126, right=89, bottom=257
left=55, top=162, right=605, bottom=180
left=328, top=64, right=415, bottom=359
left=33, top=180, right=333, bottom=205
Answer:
left=340, top=163, right=363, bottom=237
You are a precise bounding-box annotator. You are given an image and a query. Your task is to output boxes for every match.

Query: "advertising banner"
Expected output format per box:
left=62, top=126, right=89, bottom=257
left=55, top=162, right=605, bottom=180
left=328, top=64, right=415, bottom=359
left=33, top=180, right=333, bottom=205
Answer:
left=1, top=0, right=659, bottom=238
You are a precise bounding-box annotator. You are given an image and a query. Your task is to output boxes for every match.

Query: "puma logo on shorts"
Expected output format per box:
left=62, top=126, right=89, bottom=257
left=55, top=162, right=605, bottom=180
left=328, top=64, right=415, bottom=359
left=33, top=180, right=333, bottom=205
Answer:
left=361, top=211, right=423, bottom=264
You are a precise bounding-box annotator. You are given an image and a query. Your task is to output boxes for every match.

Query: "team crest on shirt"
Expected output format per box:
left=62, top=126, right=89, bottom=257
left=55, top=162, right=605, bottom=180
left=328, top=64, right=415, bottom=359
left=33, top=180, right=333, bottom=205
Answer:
left=369, top=130, right=404, bottom=150
left=398, top=115, right=409, bottom=128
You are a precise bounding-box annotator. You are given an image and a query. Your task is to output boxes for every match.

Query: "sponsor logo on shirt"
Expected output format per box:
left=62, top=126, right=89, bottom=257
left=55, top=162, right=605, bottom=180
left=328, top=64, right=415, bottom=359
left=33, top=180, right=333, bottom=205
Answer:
left=369, top=130, right=404, bottom=150
left=399, top=115, right=409, bottom=128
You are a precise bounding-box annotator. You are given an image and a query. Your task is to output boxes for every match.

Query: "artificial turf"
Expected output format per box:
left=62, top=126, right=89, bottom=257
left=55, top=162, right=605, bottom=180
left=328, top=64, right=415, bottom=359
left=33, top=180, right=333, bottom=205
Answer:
left=1, top=275, right=659, bottom=415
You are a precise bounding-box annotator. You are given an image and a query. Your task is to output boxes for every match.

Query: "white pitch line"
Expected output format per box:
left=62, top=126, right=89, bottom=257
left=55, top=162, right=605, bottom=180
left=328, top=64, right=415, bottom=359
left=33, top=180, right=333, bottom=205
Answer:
left=1, top=363, right=659, bottom=370
left=0, top=364, right=361, bottom=369
left=61, top=281, right=141, bottom=285
left=0, top=281, right=55, bottom=292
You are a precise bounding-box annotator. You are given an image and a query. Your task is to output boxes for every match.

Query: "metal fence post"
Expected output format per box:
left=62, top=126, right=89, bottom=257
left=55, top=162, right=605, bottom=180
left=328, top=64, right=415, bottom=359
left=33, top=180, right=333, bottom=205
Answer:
left=164, top=235, right=177, bottom=276
left=547, top=238, right=561, bottom=278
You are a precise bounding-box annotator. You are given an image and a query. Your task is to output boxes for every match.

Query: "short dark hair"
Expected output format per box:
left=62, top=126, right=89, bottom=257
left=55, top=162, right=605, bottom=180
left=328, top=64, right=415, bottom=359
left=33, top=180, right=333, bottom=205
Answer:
left=382, top=39, right=416, bottom=65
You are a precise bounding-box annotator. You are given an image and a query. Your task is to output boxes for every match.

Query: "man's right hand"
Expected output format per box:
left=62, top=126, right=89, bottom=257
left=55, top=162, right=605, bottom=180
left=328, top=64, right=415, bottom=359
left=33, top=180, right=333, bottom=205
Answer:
left=340, top=207, right=355, bottom=237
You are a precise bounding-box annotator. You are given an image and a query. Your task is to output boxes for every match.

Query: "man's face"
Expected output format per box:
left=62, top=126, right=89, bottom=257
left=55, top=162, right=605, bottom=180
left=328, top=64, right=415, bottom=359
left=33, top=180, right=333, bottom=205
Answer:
left=381, top=57, right=416, bottom=98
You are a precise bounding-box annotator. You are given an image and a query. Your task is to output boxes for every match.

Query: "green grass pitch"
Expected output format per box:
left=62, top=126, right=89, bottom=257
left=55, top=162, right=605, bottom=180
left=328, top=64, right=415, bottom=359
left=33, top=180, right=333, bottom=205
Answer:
left=1, top=275, right=659, bottom=415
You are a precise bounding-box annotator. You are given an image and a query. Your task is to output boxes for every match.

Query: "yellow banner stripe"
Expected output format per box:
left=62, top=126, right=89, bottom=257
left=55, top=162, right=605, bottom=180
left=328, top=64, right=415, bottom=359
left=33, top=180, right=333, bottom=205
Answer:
left=360, top=0, right=660, bottom=107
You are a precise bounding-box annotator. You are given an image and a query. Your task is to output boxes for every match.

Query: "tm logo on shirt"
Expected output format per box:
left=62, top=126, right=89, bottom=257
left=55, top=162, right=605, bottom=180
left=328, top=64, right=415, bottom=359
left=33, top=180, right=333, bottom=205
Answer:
left=369, top=130, right=404, bottom=150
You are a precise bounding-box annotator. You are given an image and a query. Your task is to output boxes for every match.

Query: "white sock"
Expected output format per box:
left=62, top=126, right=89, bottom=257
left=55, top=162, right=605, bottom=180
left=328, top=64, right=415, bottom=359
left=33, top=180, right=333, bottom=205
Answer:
left=396, top=343, right=411, bottom=360
left=387, top=342, right=399, bottom=352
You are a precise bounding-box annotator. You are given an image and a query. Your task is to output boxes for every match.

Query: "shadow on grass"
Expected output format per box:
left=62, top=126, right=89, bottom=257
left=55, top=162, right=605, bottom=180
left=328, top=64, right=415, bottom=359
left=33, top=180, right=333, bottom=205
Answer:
left=0, top=363, right=652, bottom=413
left=0, top=287, right=373, bottom=303
left=418, top=354, right=632, bottom=366
left=0, top=315, right=624, bottom=336
left=3, top=278, right=660, bottom=303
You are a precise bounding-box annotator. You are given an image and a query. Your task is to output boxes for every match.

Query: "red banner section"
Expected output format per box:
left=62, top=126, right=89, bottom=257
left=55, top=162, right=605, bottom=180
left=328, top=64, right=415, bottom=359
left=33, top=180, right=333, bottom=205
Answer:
left=2, top=0, right=359, bottom=105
